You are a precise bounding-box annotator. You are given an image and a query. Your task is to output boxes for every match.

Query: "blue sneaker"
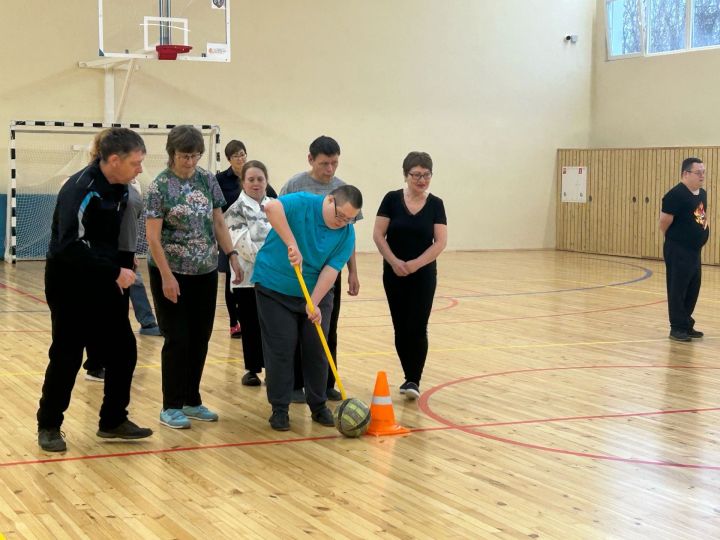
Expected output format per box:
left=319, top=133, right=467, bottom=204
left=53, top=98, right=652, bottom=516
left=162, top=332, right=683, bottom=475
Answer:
left=182, top=404, right=218, bottom=422
left=160, top=408, right=191, bottom=429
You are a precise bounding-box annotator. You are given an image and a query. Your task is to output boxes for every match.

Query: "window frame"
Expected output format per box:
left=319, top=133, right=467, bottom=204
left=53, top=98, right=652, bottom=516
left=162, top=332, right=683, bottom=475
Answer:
left=606, top=0, right=720, bottom=60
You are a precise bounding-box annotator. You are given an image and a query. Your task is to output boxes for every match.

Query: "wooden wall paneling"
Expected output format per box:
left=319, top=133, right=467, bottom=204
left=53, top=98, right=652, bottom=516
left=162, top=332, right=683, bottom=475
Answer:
left=653, top=147, right=663, bottom=259
left=587, top=150, right=599, bottom=253
left=614, top=150, right=631, bottom=255
left=617, top=148, right=628, bottom=256
left=629, top=149, right=639, bottom=257
left=702, top=147, right=714, bottom=265
left=640, top=148, right=658, bottom=259
left=605, top=152, right=619, bottom=254
left=629, top=149, right=640, bottom=257
left=555, top=145, right=720, bottom=264
left=554, top=150, right=560, bottom=249
left=604, top=149, right=613, bottom=255
left=556, top=151, right=565, bottom=250
left=569, top=150, right=579, bottom=251
left=606, top=151, right=622, bottom=255
left=659, top=148, right=672, bottom=262
left=556, top=150, right=566, bottom=250
left=628, top=149, right=638, bottom=257
left=639, top=148, right=649, bottom=258
left=613, top=150, right=632, bottom=255
left=577, top=150, right=587, bottom=252
left=693, top=147, right=712, bottom=265
left=652, top=148, right=663, bottom=259
left=598, top=150, right=609, bottom=255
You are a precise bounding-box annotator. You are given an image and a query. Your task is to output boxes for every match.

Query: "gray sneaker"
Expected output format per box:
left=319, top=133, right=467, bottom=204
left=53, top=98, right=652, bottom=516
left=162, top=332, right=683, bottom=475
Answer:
left=38, top=428, right=67, bottom=452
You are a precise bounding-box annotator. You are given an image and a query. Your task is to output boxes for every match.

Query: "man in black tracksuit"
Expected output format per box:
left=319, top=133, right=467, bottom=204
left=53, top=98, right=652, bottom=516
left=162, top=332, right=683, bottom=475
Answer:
left=659, top=157, right=709, bottom=342
left=37, top=128, right=153, bottom=452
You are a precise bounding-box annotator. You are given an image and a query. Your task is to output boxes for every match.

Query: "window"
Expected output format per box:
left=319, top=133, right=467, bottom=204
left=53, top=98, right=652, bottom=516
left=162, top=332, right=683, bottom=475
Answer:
left=692, top=0, right=720, bottom=48
left=607, top=0, right=643, bottom=56
left=606, top=0, right=720, bottom=58
left=647, top=0, right=686, bottom=53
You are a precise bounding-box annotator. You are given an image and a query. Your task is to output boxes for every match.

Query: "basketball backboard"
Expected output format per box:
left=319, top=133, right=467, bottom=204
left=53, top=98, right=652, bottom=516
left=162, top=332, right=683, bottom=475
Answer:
left=98, top=0, right=231, bottom=62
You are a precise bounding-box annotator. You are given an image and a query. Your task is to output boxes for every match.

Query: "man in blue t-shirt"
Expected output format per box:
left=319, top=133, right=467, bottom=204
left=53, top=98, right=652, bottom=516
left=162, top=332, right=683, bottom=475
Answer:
left=253, top=185, right=363, bottom=431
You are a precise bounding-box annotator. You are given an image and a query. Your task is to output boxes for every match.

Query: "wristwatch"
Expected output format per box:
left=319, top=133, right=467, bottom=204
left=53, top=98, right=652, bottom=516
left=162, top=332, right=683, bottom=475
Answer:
left=226, top=250, right=239, bottom=258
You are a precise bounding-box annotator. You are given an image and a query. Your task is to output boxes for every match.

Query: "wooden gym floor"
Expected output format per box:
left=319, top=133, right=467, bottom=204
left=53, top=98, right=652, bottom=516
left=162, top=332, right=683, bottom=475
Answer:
left=0, top=250, right=718, bottom=539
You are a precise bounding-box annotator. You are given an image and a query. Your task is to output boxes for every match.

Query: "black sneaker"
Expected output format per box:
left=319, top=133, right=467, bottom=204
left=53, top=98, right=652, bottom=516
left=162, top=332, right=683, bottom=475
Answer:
left=404, top=382, right=420, bottom=400
left=688, top=328, right=704, bottom=339
left=291, top=388, right=306, bottom=403
left=38, top=428, right=66, bottom=452
left=326, top=387, right=343, bottom=401
left=85, top=368, right=105, bottom=382
left=269, top=410, right=290, bottom=431
left=97, top=420, right=153, bottom=440
left=399, top=381, right=411, bottom=394
left=311, top=407, right=335, bottom=426
left=669, top=330, right=691, bottom=342
left=241, top=371, right=261, bottom=387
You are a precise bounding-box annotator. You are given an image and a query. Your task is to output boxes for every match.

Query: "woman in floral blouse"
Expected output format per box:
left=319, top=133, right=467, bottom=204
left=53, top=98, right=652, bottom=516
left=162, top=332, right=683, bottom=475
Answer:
left=224, top=160, right=274, bottom=387
left=146, top=125, right=242, bottom=430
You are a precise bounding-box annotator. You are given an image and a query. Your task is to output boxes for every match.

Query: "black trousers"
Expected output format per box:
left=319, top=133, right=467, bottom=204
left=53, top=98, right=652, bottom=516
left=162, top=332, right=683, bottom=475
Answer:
left=224, top=270, right=242, bottom=327
left=37, top=261, right=137, bottom=431
left=293, top=272, right=342, bottom=390
left=383, top=265, right=437, bottom=385
left=149, top=265, right=217, bottom=410
left=256, top=284, right=333, bottom=412
left=236, top=286, right=264, bottom=373
left=664, top=239, right=702, bottom=332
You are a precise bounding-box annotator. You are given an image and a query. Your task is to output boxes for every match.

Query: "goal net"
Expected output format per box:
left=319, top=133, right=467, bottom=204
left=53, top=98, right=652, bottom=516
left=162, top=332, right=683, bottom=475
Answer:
left=6, top=121, right=221, bottom=262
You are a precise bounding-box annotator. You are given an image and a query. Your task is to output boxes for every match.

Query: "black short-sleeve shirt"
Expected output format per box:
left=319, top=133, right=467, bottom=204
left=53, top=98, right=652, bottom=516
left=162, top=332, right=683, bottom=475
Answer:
left=377, top=189, right=447, bottom=269
left=661, top=182, right=709, bottom=250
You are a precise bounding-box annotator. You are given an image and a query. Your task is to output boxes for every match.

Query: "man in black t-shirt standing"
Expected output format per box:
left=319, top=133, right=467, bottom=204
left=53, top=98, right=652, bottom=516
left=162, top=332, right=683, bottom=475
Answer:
left=659, top=157, right=709, bottom=342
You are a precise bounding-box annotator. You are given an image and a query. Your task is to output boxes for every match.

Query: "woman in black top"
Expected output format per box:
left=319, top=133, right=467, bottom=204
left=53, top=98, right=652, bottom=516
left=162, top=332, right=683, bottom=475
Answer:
left=373, top=152, right=448, bottom=399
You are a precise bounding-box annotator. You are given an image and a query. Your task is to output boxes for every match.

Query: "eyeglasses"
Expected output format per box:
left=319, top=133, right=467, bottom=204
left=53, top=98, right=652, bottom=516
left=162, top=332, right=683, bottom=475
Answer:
left=686, top=169, right=706, bottom=176
left=176, top=152, right=203, bottom=162
left=407, top=171, right=433, bottom=181
left=230, top=152, right=247, bottom=160
left=333, top=200, right=355, bottom=224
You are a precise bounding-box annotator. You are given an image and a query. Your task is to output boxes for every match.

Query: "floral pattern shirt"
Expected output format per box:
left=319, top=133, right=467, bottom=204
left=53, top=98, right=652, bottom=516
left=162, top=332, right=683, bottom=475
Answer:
left=145, top=167, right=226, bottom=275
left=224, top=191, right=274, bottom=288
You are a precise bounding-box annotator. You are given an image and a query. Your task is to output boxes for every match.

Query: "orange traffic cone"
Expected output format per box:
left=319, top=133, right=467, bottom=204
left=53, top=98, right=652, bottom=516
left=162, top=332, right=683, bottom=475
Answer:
left=366, top=371, right=410, bottom=436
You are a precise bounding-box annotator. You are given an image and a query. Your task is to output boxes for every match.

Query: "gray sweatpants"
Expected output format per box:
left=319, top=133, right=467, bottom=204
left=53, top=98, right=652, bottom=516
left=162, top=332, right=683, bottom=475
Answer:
left=255, top=284, right=334, bottom=413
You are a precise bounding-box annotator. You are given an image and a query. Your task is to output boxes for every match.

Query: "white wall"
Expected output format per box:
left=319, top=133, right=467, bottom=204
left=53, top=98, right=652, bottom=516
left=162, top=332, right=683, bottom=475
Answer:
left=1, top=1, right=595, bottom=251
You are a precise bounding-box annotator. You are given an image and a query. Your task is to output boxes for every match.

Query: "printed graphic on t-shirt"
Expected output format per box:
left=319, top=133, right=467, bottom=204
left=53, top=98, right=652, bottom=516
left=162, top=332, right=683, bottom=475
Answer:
left=694, top=202, right=707, bottom=228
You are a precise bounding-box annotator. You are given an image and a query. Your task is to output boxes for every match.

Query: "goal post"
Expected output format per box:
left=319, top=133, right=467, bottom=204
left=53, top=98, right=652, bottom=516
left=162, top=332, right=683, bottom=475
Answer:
left=5, top=121, right=221, bottom=263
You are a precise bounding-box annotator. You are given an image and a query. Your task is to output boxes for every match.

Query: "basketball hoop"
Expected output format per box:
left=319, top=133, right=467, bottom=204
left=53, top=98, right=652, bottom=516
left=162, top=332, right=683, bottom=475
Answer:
left=155, top=44, right=192, bottom=60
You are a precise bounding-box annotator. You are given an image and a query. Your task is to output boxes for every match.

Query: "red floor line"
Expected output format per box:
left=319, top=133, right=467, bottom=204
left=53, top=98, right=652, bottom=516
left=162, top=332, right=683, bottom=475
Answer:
left=0, top=283, right=46, bottom=305
left=8, top=403, right=719, bottom=469
left=418, top=365, right=720, bottom=470
left=0, top=433, right=343, bottom=468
